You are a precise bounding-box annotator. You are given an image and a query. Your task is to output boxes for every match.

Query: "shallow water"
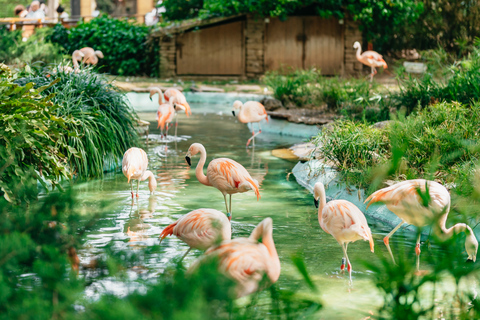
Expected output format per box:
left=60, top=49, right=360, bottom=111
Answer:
left=74, top=94, right=473, bottom=318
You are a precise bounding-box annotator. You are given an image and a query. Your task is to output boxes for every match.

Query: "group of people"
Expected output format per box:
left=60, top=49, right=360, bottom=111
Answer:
left=14, top=1, right=69, bottom=21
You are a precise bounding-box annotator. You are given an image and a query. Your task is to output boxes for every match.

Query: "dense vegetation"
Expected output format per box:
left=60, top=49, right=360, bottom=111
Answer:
left=48, top=16, right=159, bottom=76
left=15, top=65, right=139, bottom=179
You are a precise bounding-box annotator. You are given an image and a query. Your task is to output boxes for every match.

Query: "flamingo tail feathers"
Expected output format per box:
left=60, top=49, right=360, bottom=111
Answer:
left=246, top=178, right=260, bottom=201
left=159, top=222, right=177, bottom=240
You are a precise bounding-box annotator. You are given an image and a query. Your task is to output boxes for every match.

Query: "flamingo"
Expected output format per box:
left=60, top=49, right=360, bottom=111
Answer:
left=72, top=47, right=104, bottom=67
left=232, top=101, right=268, bottom=147
left=185, top=143, right=260, bottom=220
left=150, top=88, right=175, bottom=138
left=122, top=147, right=157, bottom=198
left=365, top=179, right=478, bottom=270
left=159, top=208, right=231, bottom=260
left=188, top=217, right=280, bottom=298
left=164, top=88, right=191, bottom=137
left=313, top=182, right=374, bottom=281
left=353, top=41, right=388, bottom=81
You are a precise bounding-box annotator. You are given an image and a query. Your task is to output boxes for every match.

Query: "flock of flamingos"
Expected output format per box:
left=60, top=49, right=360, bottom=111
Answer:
left=71, top=43, right=477, bottom=297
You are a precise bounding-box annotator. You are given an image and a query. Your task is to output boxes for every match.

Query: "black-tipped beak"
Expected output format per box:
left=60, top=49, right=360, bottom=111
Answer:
left=185, top=156, right=191, bottom=166
left=149, top=96, right=152, bottom=101
left=173, top=104, right=177, bottom=110
left=466, top=258, right=475, bottom=263
left=314, top=198, right=319, bottom=208
left=232, top=111, right=235, bottom=116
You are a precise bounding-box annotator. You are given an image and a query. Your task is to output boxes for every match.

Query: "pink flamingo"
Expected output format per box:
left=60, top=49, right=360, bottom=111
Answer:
left=314, top=182, right=374, bottom=281
left=189, top=217, right=280, bottom=298
left=353, top=41, right=388, bottom=81
left=72, top=47, right=104, bottom=68
left=122, top=147, right=157, bottom=198
left=164, top=88, right=191, bottom=136
left=232, top=101, right=268, bottom=147
left=150, top=88, right=175, bottom=138
left=185, top=143, right=260, bottom=220
left=159, top=208, right=231, bottom=260
left=365, top=179, right=478, bottom=270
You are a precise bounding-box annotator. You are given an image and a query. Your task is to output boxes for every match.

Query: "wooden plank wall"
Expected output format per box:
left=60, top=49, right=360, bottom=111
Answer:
left=264, top=17, right=344, bottom=75
left=176, top=21, right=244, bottom=75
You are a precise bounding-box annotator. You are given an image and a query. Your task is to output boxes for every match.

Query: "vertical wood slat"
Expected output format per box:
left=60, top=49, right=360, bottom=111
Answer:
left=264, top=17, right=303, bottom=70
left=176, top=21, right=243, bottom=75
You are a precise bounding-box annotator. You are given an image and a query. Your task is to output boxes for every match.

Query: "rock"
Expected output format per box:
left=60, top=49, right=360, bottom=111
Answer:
left=260, top=97, right=283, bottom=111
left=267, top=108, right=334, bottom=126
left=190, top=85, right=225, bottom=93
left=289, top=143, right=317, bottom=161
left=372, top=120, right=393, bottom=129
left=271, top=148, right=299, bottom=161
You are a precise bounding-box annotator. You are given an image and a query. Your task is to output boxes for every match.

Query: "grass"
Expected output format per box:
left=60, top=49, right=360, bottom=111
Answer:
left=15, top=65, right=139, bottom=179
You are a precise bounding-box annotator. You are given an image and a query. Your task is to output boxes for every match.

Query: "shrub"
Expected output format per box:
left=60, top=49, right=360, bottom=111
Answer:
left=15, top=65, right=139, bottom=179
left=48, top=16, right=159, bottom=76
left=0, top=64, right=76, bottom=203
left=0, top=27, right=63, bottom=66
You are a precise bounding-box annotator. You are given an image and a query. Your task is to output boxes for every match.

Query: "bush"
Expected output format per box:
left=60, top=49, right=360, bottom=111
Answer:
left=15, top=65, right=139, bottom=179
left=0, top=64, right=76, bottom=203
left=0, top=27, right=63, bottom=66
left=48, top=16, right=159, bottom=76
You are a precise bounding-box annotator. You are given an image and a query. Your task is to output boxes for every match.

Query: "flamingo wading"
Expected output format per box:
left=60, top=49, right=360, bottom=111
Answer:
left=314, top=182, right=374, bottom=281
left=164, top=88, right=191, bottom=137
left=122, top=147, right=157, bottom=198
left=365, top=179, right=478, bottom=270
left=185, top=143, right=260, bottom=220
left=72, top=47, right=104, bottom=68
left=150, top=88, right=175, bottom=138
left=232, top=101, right=268, bottom=147
left=188, top=217, right=280, bottom=298
left=159, top=208, right=231, bottom=260
left=353, top=41, right=387, bottom=81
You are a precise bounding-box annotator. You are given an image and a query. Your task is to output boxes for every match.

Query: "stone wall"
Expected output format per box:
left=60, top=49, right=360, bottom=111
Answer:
left=245, top=15, right=265, bottom=79
left=344, top=16, right=363, bottom=75
left=159, top=35, right=177, bottom=78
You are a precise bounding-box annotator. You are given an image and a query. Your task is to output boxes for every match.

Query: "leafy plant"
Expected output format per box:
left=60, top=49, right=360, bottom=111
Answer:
left=0, top=64, right=76, bottom=202
left=15, top=65, right=139, bottom=179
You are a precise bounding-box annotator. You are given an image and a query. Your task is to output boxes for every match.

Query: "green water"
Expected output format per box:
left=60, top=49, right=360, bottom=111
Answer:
left=74, top=98, right=473, bottom=318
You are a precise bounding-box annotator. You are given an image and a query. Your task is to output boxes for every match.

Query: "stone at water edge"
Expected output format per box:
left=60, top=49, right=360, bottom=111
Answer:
left=271, top=148, right=299, bottom=162
left=260, top=97, right=283, bottom=111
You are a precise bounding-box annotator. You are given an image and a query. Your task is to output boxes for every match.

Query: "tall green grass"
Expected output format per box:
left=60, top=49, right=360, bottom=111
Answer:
left=15, top=65, right=139, bottom=178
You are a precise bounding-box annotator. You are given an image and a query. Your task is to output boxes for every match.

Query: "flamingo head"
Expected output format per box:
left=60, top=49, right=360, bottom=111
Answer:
left=171, top=97, right=190, bottom=116
left=466, top=232, right=478, bottom=263
left=185, top=143, right=204, bottom=166
left=232, top=100, right=243, bottom=117
left=94, top=50, right=104, bottom=59
left=313, top=182, right=325, bottom=208
left=353, top=41, right=361, bottom=50
left=149, top=88, right=163, bottom=101
left=148, top=174, right=157, bottom=194
left=126, top=166, right=135, bottom=183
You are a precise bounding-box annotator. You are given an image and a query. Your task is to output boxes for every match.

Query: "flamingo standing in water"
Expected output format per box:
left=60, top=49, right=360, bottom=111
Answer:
left=72, top=47, right=104, bottom=68
left=185, top=143, right=260, bottom=220
left=122, top=147, right=157, bottom=198
left=353, top=41, right=388, bottom=81
left=164, top=88, right=191, bottom=137
left=159, top=208, right=231, bottom=260
left=313, top=182, right=374, bottom=281
left=150, top=88, right=175, bottom=138
left=365, top=179, right=478, bottom=270
left=189, top=217, right=280, bottom=298
left=232, top=101, right=268, bottom=147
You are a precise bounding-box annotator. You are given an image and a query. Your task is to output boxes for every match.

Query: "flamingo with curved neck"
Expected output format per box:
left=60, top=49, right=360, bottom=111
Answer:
left=232, top=100, right=268, bottom=147
left=353, top=41, right=388, bottom=81
left=365, top=179, right=478, bottom=269
left=122, top=147, right=157, bottom=198
left=185, top=143, right=260, bottom=220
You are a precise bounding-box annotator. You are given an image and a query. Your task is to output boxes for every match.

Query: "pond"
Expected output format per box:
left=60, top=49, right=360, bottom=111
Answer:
left=74, top=92, right=473, bottom=318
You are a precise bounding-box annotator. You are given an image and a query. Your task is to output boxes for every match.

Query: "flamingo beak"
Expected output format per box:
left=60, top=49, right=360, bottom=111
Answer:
left=314, top=198, right=319, bottom=208
left=232, top=111, right=235, bottom=116
left=185, top=156, right=191, bottom=166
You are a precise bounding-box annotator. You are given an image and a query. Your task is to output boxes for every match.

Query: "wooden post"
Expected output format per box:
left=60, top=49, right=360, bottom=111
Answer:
left=47, top=0, right=59, bottom=20
left=137, top=0, right=154, bottom=24
left=80, top=0, right=93, bottom=21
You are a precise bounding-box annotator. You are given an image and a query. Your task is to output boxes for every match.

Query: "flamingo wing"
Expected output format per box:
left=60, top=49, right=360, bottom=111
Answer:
left=157, top=104, right=174, bottom=129
left=122, top=148, right=148, bottom=180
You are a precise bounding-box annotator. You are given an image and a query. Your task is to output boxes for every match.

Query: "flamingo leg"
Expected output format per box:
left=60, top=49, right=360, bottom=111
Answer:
left=136, top=179, right=140, bottom=198
left=180, top=248, right=192, bottom=261
left=174, top=113, right=178, bottom=137
left=384, top=221, right=405, bottom=265
left=130, top=181, right=134, bottom=198
left=370, top=66, right=374, bottom=82
left=223, top=194, right=230, bottom=214
left=229, top=194, right=232, bottom=215
left=415, top=233, right=421, bottom=272
left=247, top=123, right=262, bottom=147
left=341, top=242, right=352, bottom=281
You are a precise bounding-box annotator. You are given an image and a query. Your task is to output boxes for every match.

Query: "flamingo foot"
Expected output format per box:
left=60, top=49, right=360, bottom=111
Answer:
left=347, top=263, right=352, bottom=275
left=340, top=257, right=346, bottom=272
left=131, top=192, right=134, bottom=198
left=136, top=193, right=139, bottom=198
left=415, top=243, right=421, bottom=256
left=246, top=139, right=252, bottom=147
left=383, top=237, right=389, bottom=246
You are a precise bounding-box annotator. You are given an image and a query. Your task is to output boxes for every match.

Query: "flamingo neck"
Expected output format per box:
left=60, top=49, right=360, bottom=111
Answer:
left=195, top=145, right=211, bottom=186
left=141, top=170, right=157, bottom=193
left=317, top=188, right=327, bottom=223
left=250, top=221, right=280, bottom=282
left=356, top=46, right=363, bottom=61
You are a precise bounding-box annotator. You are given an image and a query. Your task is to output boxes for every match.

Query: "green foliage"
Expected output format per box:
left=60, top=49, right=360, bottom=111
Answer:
left=0, top=27, right=63, bottom=66
left=48, top=16, right=159, bottom=76
left=15, top=65, right=139, bottom=179
left=0, top=0, right=29, bottom=18
left=161, top=0, right=204, bottom=21
left=0, top=64, right=76, bottom=203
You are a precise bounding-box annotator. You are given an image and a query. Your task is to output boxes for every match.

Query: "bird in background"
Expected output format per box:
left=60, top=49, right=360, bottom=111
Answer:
left=150, top=88, right=175, bottom=138
left=188, top=217, right=280, bottom=298
left=232, top=101, right=268, bottom=147
left=185, top=143, right=260, bottom=221
left=353, top=41, right=387, bottom=81
left=72, top=47, right=104, bottom=68
left=159, top=208, right=231, bottom=260
left=164, top=88, right=191, bottom=137
left=365, top=179, right=478, bottom=270
left=313, top=182, right=374, bottom=281
left=122, top=147, right=157, bottom=198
